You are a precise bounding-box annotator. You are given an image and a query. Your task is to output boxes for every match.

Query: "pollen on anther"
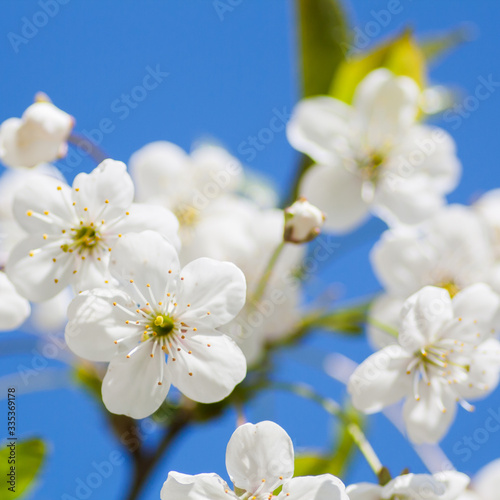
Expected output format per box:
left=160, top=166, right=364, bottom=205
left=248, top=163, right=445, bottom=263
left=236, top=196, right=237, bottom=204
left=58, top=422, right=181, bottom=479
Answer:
left=29, top=251, right=34, bottom=257
left=105, top=199, right=109, bottom=204
left=118, top=234, right=122, bottom=238
left=187, top=304, right=191, bottom=307
left=188, top=350, right=192, bottom=354
left=44, top=211, right=49, bottom=215
left=177, top=348, right=181, bottom=351
left=126, top=355, right=130, bottom=358
left=83, top=207, right=88, bottom=212
left=188, top=372, right=193, bottom=376
left=52, top=258, right=56, bottom=262
left=168, top=270, right=172, bottom=274
left=26, top=210, right=33, bottom=216
left=130, top=279, right=134, bottom=283
left=73, top=270, right=77, bottom=274
left=158, top=301, right=163, bottom=305
left=158, top=382, right=162, bottom=385
left=146, top=284, right=151, bottom=287
left=207, top=311, right=211, bottom=315
left=75, top=188, right=80, bottom=192
left=181, top=277, right=184, bottom=280
left=193, top=327, right=197, bottom=331
left=125, top=320, right=130, bottom=324
left=150, top=354, right=154, bottom=358
left=125, top=211, right=130, bottom=215
left=114, top=340, right=118, bottom=344
left=54, top=279, right=59, bottom=284
left=174, top=302, right=177, bottom=307
left=57, top=186, right=62, bottom=191
left=181, top=335, right=185, bottom=339
left=207, top=344, right=211, bottom=347
left=108, top=248, right=112, bottom=252
left=43, top=234, right=48, bottom=240
left=113, top=302, right=117, bottom=306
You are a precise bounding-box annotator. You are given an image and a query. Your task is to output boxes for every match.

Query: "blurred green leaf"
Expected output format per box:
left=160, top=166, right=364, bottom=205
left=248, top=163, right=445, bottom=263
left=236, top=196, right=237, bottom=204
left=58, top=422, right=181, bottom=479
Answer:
left=420, top=25, right=472, bottom=63
left=330, top=29, right=426, bottom=104
left=294, top=454, right=333, bottom=476
left=297, top=0, right=350, bottom=97
left=0, top=438, right=46, bottom=498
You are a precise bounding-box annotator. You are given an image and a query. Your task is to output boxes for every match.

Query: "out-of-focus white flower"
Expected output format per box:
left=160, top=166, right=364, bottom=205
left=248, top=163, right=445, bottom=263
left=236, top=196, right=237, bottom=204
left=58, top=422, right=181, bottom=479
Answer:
left=458, top=459, right=500, bottom=500
left=284, top=197, right=325, bottom=243
left=0, top=271, right=30, bottom=331
left=31, top=287, right=73, bottom=333
left=0, top=164, right=64, bottom=266
left=348, top=285, right=500, bottom=444
left=65, top=231, right=247, bottom=418
left=0, top=99, right=74, bottom=169
left=130, top=141, right=243, bottom=237
left=6, top=159, right=180, bottom=302
left=348, top=471, right=469, bottom=500
left=288, top=68, right=461, bottom=232
left=368, top=205, right=495, bottom=348
left=161, top=420, right=349, bottom=500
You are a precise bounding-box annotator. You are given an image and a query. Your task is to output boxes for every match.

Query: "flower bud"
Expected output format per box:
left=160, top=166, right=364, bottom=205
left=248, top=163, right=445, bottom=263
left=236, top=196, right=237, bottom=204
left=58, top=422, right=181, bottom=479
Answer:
left=284, top=197, right=325, bottom=244
left=0, top=96, right=74, bottom=169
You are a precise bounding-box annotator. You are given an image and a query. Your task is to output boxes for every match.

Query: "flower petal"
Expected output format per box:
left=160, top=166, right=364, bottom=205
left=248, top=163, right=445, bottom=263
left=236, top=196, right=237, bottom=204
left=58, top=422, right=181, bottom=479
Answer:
left=6, top=235, right=73, bottom=301
left=109, top=231, right=180, bottom=305
left=65, top=288, right=138, bottom=362
left=399, top=286, right=453, bottom=352
left=279, top=475, right=349, bottom=500
left=299, top=163, right=369, bottom=233
left=0, top=272, right=30, bottom=331
left=12, top=174, right=73, bottom=234
left=353, top=69, right=419, bottom=149
left=160, top=472, right=236, bottom=500
left=346, top=483, right=383, bottom=500
left=111, top=202, right=180, bottom=251
left=474, top=459, right=500, bottom=500
left=102, top=342, right=171, bottom=419
left=169, top=331, right=246, bottom=403
left=287, top=97, right=353, bottom=165
left=226, top=421, right=294, bottom=494
left=176, top=258, right=246, bottom=328
left=403, top=379, right=457, bottom=444
left=348, top=345, right=412, bottom=413
left=72, top=159, right=134, bottom=221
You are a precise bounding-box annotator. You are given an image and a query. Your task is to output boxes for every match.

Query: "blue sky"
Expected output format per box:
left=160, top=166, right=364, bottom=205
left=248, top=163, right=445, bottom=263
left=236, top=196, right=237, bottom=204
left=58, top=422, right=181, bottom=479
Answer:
left=1, top=1, right=500, bottom=499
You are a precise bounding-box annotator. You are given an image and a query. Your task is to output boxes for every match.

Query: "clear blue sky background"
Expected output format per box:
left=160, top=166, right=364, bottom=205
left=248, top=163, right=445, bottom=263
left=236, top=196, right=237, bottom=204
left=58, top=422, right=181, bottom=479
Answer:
left=1, top=1, right=499, bottom=499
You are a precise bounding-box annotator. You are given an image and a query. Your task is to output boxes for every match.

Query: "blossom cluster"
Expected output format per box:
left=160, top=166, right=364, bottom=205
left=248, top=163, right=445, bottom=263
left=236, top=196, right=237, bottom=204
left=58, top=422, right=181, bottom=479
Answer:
left=0, top=55, right=499, bottom=500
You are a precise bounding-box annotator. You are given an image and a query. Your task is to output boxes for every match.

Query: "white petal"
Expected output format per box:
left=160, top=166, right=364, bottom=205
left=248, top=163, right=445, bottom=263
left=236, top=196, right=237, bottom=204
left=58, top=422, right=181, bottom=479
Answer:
left=111, top=203, right=180, bottom=250
left=353, top=69, right=419, bottom=149
left=373, top=172, right=444, bottom=227
left=12, top=174, right=73, bottom=234
left=65, top=288, right=138, bottom=362
left=383, top=474, right=443, bottom=500
left=160, top=472, right=236, bottom=500
left=399, top=287, right=453, bottom=352
left=0, top=272, right=30, bottom=331
left=102, top=342, right=171, bottom=419
left=72, top=159, right=134, bottom=221
left=403, top=379, right=457, bottom=444
left=279, top=475, right=349, bottom=500
left=6, top=235, right=73, bottom=301
left=109, top=231, right=180, bottom=304
left=299, top=163, right=369, bottom=233
left=226, top=421, right=294, bottom=494
left=474, top=459, right=500, bottom=500
left=287, top=97, right=353, bottom=165
left=129, top=141, right=189, bottom=204
left=452, top=284, right=500, bottom=328
left=346, top=483, right=383, bottom=500
left=433, top=471, right=470, bottom=500
left=370, top=227, right=435, bottom=296
left=176, top=258, right=246, bottom=328
left=169, top=331, right=246, bottom=403
left=348, top=345, right=412, bottom=413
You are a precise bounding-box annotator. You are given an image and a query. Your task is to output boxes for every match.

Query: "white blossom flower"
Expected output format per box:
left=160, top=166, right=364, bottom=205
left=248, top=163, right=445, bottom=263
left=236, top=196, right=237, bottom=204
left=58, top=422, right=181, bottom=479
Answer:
left=368, top=205, right=495, bottom=348
left=458, top=459, right=500, bottom=500
left=0, top=99, right=74, bottom=169
left=0, top=271, right=30, bottom=331
left=130, top=141, right=243, bottom=242
left=161, top=420, right=349, bottom=500
left=6, top=159, right=180, bottom=302
left=347, top=471, right=469, bottom=500
left=348, top=285, right=500, bottom=443
left=65, top=230, right=247, bottom=418
left=284, top=197, right=325, bottom=243
left=287, top=68, right=461, bottom=232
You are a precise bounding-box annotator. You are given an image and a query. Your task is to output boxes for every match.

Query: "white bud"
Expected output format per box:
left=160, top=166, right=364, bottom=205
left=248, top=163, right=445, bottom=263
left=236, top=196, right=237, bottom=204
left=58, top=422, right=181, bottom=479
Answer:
left=284, top=197, right=325, bottom=244
left=0, top=97, right=74, bottom=169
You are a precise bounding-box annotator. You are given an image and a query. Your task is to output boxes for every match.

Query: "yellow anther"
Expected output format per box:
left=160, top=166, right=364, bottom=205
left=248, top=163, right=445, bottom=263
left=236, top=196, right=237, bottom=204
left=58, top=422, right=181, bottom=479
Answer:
left=154, top=316, right=164, bottom=327
left=26, top=210, right=33, bottom=216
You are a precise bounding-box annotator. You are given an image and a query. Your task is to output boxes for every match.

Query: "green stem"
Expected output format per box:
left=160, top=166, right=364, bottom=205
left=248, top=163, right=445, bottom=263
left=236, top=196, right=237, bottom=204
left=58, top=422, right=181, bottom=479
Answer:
left=367, top=317, right=399, bottom=338
left=346, top=422, right=383, bottom=476
left=251, top=242, right=285, bottom=305
left=269, top=382, right=384, bottom=477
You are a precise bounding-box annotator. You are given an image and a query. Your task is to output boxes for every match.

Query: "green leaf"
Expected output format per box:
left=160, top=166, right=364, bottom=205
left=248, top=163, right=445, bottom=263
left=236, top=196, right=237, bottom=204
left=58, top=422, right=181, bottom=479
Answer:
left=420, top=25, right=472, bottom=63
left=330, top=29, right=426, bottom=104
left=294, top=454, right=333, bottom=476
left=0, top=438, right=46, bottom=498
left=297, top=0, right=350, bottom=97
left=73, top=362, right=102, bottom=400
left=307, top=302, right=370, bottom=334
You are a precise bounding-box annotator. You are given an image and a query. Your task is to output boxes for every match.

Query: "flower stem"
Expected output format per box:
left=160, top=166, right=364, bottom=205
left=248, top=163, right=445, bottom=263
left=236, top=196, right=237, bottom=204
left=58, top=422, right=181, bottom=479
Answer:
left=345, top=422, right=383, bottom=476
left=367, top=317, right=399, bottom=338
left=68, top=132, right=108, bottom=164
left=251, top=241, right=285, bottom=305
